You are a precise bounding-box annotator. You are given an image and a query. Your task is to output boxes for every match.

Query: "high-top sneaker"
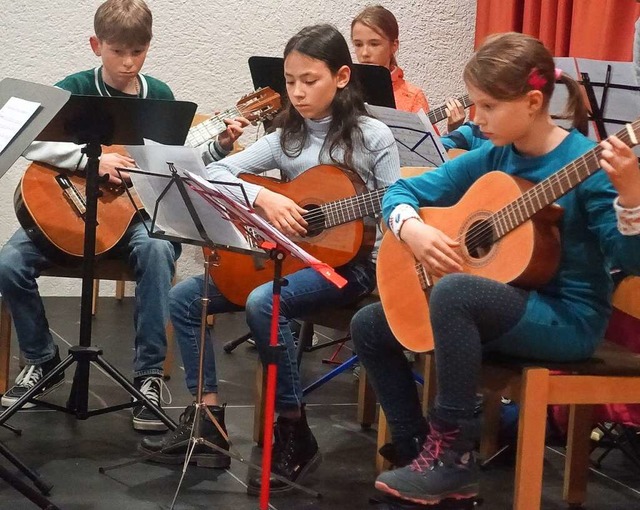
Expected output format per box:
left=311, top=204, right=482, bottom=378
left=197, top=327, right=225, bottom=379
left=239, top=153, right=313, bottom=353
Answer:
left=1, top=346, right=64, bottom=409
left=132, top=375, right=171, bottom=432
left=375, top=416, right=479, bottom=505
left=139, top=403, right=231, bottom=468
left=247, top=406, right=322, bottom=495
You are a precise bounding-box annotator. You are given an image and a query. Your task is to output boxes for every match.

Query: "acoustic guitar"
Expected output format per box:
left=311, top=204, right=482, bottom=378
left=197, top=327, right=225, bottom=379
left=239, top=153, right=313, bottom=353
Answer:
left=206, top=96, right=473, bottom=305
left=14, top=88, right=282, bottom=265
left=376, top=120, right=640, bottom=353
left=206, top=164, right=387, bottom=306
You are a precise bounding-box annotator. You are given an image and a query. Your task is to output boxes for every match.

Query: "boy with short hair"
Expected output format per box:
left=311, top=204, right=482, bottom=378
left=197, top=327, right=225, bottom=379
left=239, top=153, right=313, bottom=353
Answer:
left=0, top=0, right=247, bottom=432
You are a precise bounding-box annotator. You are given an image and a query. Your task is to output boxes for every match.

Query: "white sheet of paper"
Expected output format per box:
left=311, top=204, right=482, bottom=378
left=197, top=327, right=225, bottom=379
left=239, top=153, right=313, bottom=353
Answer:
left=126, top=142, right=253, bottom=251
left=0, top=97, right=41, bottom=155
left=366, top=104, right=449, bottom=167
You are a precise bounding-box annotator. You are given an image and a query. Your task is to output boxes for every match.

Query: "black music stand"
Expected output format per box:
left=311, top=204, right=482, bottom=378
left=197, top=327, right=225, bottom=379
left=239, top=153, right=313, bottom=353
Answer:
left=248, top=56, right=395, bottom=131
left=97, top=149, right=336, bottom=508
left=0, top=78, right=70, bottom=510
left=553, top=57, right=640, bottom=142
left=0, top=92, right=196, bottom=432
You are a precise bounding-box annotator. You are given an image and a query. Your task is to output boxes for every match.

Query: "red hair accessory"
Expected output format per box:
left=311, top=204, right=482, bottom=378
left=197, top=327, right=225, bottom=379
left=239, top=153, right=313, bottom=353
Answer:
left=554, top=68, right=563, bottom=80
left=527, top=67, right=547, bottom=90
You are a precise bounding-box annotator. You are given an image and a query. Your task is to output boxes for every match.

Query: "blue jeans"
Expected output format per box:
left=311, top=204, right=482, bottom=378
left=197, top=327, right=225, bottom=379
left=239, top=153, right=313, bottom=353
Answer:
left=170, top=260, right=376, bottom=412
left=0, top=221, right=180, bottom=377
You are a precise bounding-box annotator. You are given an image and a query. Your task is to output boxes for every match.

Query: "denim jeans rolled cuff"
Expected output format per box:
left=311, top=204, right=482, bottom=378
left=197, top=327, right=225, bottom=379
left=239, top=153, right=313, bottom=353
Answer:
left=22, top=349, right=58, bottom=366
left=133, top=368, right=164, bottom=379
left=188, top=385, right=219, bottom=396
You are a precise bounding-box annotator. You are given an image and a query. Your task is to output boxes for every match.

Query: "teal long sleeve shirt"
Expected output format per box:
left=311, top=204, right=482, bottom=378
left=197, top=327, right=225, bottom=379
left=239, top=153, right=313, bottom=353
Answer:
left=382, top=129, right=640, bottom=360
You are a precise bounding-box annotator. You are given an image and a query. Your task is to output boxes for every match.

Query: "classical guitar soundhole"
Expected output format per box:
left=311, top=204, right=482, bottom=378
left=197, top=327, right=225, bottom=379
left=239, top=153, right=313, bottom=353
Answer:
left=302, top=204, right=325, bottom=237
left=464, top=219, right=496, bottom=260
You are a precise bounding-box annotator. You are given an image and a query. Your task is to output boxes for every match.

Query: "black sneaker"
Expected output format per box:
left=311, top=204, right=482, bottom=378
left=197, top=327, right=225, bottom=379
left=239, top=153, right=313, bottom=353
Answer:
left=132, top=376, right=171, bottom=432
left=1, top=348, right=64, bottom=408
left=139, top=403, right=231, bottom=468
left=247, top=405, right=322, bottom=495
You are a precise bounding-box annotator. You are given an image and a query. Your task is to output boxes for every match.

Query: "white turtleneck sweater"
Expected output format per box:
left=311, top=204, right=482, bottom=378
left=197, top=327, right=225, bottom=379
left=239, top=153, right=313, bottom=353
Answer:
left=204, top=115, right=401, bottom=261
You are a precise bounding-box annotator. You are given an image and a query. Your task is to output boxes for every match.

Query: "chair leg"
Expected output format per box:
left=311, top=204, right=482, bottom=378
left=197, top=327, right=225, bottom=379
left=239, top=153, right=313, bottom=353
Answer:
left=563, top=404, right=593, bottom=506
left=0, top=300, right=12, bottom=394
left=479, top=389, right=503, bottom=461
left=357, top=367, right=376, bottom=429
left=376, top=408, right=392, bottom=474
left=253, top=361, right=266, bottom=445
left=162, top=321, right=175, bottom=379
left=92, top=279, right=100, bottom=316
left=513, top=368, right=550, bottom=510
left=421, top=352, right=437, bottom=414
left=115, top=280, right=126, bottom=300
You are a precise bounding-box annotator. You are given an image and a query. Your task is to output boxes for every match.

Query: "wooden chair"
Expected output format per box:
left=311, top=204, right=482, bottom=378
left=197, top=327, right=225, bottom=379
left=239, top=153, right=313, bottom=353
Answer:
left=0, top=258, right=175, bottom=394
left=375, top=276, right=640, bottom=510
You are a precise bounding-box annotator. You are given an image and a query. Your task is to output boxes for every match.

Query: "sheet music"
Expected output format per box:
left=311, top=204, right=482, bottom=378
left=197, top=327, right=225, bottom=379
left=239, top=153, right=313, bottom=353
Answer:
left=366, top=104, right=449, bottom=167
left=125, top=142, right=253, bottom=251
left=0, top=97, right=40, bottom=155
left=184, top=171, right=348, bottom=289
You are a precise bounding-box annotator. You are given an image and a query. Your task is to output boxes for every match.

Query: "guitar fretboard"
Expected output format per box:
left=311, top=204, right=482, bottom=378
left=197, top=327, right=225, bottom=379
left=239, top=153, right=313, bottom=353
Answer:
left=185, top=106, right=243, bottom=148
left=303, top=187, right=388, bottom=232
left=427, top=94, right=474, bottom=125
left=488, top=120, right=640, bottom=243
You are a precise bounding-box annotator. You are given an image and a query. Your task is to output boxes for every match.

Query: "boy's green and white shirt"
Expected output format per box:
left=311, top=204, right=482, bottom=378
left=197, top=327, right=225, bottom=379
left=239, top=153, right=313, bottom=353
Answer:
left=56, top=67, right=174, bottom=100
left=23, top=66, right=227, bottom=169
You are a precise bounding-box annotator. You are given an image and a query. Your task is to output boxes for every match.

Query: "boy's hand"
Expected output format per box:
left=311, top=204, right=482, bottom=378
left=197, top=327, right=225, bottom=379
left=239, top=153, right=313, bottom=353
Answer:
left=600, top=135, right=640, bottom=208
left=254, top=188, right=308, bottom=237
left=217, top=116, right=251, bottom=152
left=98, top=152, right=135, bottom=184
left=399, top=219, right=463, bottom=277
left=445, top=98, right=465, bottom=132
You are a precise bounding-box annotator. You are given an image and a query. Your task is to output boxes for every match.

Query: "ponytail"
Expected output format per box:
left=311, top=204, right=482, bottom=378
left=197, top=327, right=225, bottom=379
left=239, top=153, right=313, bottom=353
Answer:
left=554, top=72, right=589, bottom=136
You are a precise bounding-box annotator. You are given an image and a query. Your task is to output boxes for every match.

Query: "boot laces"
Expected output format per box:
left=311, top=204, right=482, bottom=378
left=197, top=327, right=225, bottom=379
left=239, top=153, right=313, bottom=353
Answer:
left=410, top=425, right=459, bottom=473
left=139, top=376, right=172, bottom=406
left=273, top=422, right=298, bottom=473
left=15, top=364, right=43, bottom=388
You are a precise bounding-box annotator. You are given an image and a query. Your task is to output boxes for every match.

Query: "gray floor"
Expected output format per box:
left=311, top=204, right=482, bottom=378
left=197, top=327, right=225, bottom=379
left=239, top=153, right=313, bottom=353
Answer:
left=1, top=297, right=640, bottom=509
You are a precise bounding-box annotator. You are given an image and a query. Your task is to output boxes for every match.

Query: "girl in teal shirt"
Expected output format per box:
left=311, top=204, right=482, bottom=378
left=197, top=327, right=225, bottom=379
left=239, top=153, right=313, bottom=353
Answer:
left=352, top=32, right=640, bottom=506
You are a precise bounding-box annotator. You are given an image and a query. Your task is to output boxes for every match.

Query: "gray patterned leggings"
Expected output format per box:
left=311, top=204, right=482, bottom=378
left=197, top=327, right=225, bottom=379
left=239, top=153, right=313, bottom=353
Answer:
left=351, top=273, right=528, bottom=443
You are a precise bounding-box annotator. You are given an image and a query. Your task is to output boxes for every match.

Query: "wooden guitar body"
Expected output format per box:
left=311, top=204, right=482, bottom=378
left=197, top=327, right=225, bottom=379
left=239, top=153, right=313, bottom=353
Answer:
left=376, top=171, right=563, bottom=352
left=207, top=165, right=377, bottom=306
left=14, top=147, right=140, bottom=265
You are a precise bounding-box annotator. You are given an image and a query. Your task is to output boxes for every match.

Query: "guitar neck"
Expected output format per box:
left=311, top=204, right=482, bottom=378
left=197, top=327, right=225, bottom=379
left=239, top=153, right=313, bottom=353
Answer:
left=427, top=94, right=473, bottom=125
left=311, top=187, right=388, bottom=229
left=492, top=121, right=640, bottom=239
left=184, top=106, right=243, bottom=148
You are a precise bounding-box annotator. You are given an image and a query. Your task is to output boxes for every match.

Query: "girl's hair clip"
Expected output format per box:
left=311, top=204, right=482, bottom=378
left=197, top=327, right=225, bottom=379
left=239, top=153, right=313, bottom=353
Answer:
left=527, top=67, right=547, bottom=90
left=554, top=68, right=563, bottom=80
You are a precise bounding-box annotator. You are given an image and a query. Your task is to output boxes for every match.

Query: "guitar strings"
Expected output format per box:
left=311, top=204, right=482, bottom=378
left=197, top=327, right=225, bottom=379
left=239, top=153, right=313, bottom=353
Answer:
left=458, top=149, right=604, bottom=252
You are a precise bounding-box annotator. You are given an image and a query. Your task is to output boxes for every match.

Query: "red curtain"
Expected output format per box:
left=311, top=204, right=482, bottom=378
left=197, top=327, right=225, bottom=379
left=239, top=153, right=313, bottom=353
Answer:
left=475, top=0, right=640, bottom=59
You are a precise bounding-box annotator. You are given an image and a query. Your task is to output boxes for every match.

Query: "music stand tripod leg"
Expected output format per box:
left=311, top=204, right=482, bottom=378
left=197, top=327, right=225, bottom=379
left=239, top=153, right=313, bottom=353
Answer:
left=0, top=462, right=59, bottom=510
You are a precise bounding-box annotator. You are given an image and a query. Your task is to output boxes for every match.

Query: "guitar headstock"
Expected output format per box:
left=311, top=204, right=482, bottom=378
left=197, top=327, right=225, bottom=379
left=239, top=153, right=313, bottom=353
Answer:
left=236, top=87, right=282, bottom=125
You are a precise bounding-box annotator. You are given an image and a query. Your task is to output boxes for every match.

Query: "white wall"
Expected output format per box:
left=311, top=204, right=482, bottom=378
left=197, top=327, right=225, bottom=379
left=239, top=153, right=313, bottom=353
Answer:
left=0, top=0, right=476, bottom=296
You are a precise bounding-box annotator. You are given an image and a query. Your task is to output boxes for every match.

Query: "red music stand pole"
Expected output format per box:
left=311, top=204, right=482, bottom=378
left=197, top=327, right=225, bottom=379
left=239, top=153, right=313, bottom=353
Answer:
left=259, top=242, right=286, bottom=509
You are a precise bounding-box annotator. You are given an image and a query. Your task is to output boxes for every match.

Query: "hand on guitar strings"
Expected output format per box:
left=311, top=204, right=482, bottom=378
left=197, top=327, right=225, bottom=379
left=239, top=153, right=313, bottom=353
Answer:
left=98, top=152, right=135, bottom=185
left=599, top=135, right=640, bottom=209
left=254, top=188, right=308, bottom=237
left=399, top=218, right=463, bottom=277
left=445, top=97, right=466, bottom=133
left=216, top=116, right=251, bottom=152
